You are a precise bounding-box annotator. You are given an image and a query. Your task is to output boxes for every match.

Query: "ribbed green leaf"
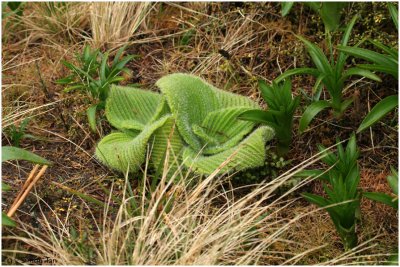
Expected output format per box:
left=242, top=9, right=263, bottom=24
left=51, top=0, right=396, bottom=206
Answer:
left=357, top=95, right=398, bottom=133
left=95, top=116, right=171, bottom=173
left=149, top=117, right=184, bottom=175
left=2, top=146, right=52, bottom=165
left=198, top=107, right=255, bottom=148
left=182, top=126, right=274, bottom=174
left=157, top=73, right=219, bottom=151
left=299, top=100, right=331, bottom=133
left=106, top=85, right=167, bottom=131
left=157, top=73, right=258, bottom=151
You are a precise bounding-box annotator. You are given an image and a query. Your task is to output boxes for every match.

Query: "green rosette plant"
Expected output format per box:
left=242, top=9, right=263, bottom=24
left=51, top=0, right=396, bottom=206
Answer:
left=95, top=73, right=275, bottom=175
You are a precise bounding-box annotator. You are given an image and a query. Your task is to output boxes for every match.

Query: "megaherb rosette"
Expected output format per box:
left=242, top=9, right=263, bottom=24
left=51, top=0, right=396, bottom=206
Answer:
left=95, top=73, right=275, bottom=175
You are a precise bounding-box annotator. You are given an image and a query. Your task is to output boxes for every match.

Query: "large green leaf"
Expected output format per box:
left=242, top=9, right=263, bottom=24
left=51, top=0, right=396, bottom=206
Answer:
left=105, top=85, right=168, bottom=131
left=197, top=107, right=255, bottom=153
left=2, top=146, right=52, bottom=165
left=182, top=126, right=274, bottom=174
left=156, top=74, right=219, bottom=151
left=357, top=95, right=398, bottom=133
left=95, top=116, right=171, bottom=173
left=156, top=73, right=258, bottom=151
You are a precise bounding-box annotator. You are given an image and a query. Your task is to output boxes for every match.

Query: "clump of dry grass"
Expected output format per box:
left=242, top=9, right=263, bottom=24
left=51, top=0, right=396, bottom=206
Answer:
left=2, top=146, right=393, bottom=265
left=89, top=2, right=152, bottom=49
left=18, top=2, right=89, bottom=45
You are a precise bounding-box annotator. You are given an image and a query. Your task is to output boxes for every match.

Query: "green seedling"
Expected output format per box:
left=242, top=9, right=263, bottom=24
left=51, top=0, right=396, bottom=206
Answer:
left=239, top=78, right=300, bottom=156
left=337, top=4, right=398, bottom=133
left=4, top=118, right=42, bottom=147
left=302, top=134, right=361, bottom=251
left=276, top=15, right=382, bottom=133
left=57, top=45, right=136, bottom=132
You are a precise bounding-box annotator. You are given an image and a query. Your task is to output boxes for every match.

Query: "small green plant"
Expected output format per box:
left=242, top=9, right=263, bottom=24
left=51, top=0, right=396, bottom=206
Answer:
left=239, top=78, right=300, bottom=156
left=302, top=134, right=361, bottom=251
left=57, top=45, right=136, bottom=131
left=281, top=2, right=347, bottom=32
left=337, top=4, right=398, bottom=133
left=95, top=74, right=275, bottom=175
left=4, top=118, right=40, bottom=147
left=276, top=15, right=382, bottom=133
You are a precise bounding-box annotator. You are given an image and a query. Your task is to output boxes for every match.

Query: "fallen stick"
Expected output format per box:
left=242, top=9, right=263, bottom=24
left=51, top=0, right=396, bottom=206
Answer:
left=7, top=165, right=48, bottom=218
left=11, top=164, right=40, bottom=208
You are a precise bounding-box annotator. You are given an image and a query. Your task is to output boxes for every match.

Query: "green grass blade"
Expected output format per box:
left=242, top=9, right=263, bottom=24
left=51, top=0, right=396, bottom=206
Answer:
left=86, top=104, right=98, bottom=132
left=281, top=2, right=294, bottom=16
left=363, top=192, right=398, bottom=209
left=275, top=68, right=319, bottom=83
left=388, top=2, right=398, bottom=30
left=357, top=95, right=398, bottom=133
left=2, top=146, right=52, bottom=165
left=341, top=67, right=382, bottom=83
left=337, top=46, right=396, bottom=69
left=299, top=100, right=331, bottom=133
left=369, top=39, right=398, bottom=59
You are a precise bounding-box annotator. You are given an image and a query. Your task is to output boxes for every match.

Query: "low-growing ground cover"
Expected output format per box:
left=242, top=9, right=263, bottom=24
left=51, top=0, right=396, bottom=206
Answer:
left=1, top=2, right=398, bottom=265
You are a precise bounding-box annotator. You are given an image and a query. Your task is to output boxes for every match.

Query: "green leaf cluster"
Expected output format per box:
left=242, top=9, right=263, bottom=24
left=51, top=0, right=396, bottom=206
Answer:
left=302, top=134, right=361, bottom=250
left=57, top=45, right=136, bottom=131
left=239, top=79, right=300, bottom=156
left=337, top=4, right=398, bottom=133
left=95, top=73, right=275, bottom=175
left=276, top=15, right=382, bottom=133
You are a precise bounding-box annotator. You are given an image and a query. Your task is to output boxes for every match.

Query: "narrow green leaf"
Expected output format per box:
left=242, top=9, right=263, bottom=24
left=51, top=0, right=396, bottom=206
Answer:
left=2, top=212, right=16, bottom=227
left=341, top=67, right=382, bottom=83
left=87, top=104, right=98, bottom=132
left=299, top=100, right=331, bottom=133
left=2, top=146, right=52, bottom=165
left=281, top=2, right=294, bottom=16
left=363, top=192, right=397, bottom=209
left=388, top=3, right=398, bottom=30
left=302, top=192, right=329, bottom=207
left=275, top=68, right=320, bottom=83
left=357, top=95, right=398, bottom=133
